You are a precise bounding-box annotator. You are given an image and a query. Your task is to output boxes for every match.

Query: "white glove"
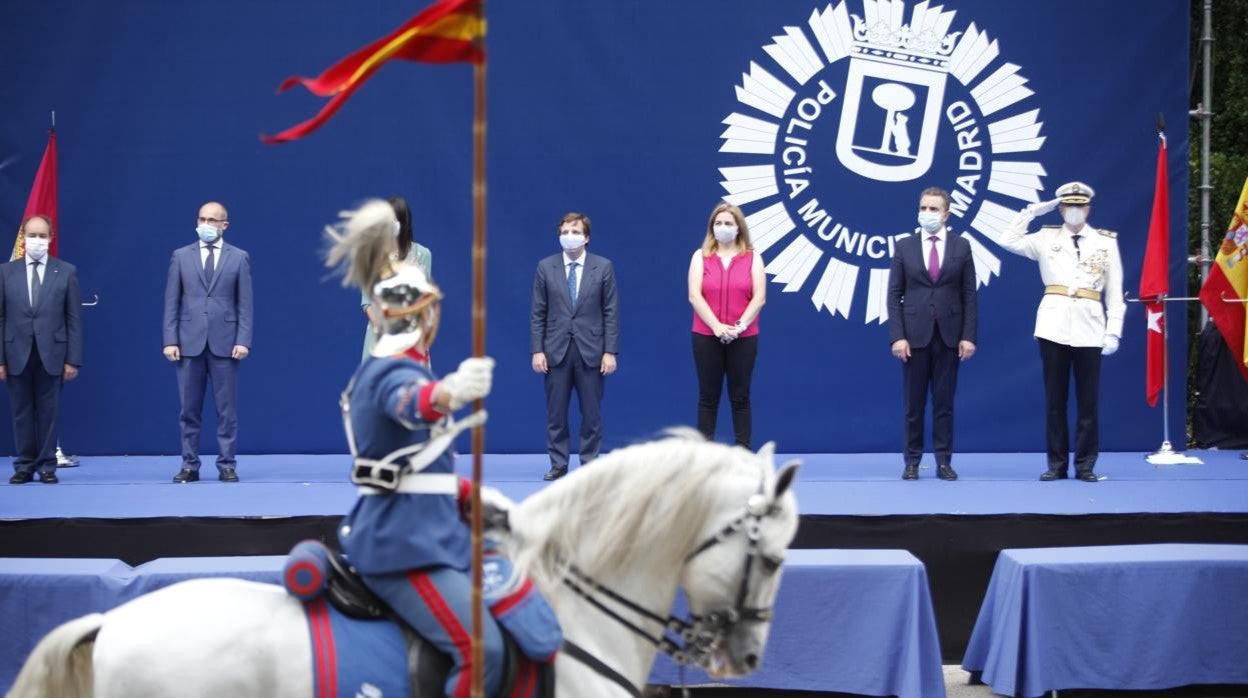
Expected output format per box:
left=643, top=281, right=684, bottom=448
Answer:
left=441, top=357, right=495, bottom=410
left=1101, top=335, right=1120, bottom=356
left=1025, top=198, right=1061, bottom=217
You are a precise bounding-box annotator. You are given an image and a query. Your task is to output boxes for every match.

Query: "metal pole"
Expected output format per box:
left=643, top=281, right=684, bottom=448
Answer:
left=1156, top=300, right=1175, bottom=455
left=1197, top=0, right=1213, bottom=326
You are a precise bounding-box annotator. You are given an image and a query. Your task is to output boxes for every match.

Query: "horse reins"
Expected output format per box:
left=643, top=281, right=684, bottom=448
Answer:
left=558, top=479, right=785, bottom=696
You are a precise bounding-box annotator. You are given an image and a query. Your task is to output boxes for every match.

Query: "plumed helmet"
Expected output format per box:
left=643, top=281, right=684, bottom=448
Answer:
left=370, top=263, right=442, bottom=357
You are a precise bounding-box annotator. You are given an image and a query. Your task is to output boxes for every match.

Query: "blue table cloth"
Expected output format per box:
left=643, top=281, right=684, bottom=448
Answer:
left=0, top=556, right=285, bottom=693
left=962, top=544, right=1248, bottom=697
left=650, top=549, right=946, bottom=697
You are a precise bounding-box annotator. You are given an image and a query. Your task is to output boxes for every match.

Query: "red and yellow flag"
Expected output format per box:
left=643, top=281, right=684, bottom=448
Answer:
left=10, top=129, right=58, bottom=260
left=261, top=0, right=483, bottom=144
left=1199, top=177, right=1248, bottom=383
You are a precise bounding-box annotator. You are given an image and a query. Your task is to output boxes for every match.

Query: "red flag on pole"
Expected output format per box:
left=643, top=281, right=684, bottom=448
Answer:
left=261, top=0, right=484, bottom=144
left=1139, top=134, right=1169, bottom=406
left=10, top=129, right=58, bottom=260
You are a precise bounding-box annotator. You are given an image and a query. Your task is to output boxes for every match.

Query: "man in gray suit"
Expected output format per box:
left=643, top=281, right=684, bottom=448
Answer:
left=887, top=187, right=978, bottom=481
left=1, top=215, right=82, bottom=484
left=162, top=201, right=253, bottom=483
left=530, top=212, right=619, bottom=480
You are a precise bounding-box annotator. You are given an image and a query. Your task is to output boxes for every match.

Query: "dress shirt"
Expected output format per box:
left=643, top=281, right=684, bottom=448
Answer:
left=562, top=250, right=585, bottom=298
left=923, top=228, right=946, bottom=270
left=199, top=239, right=220, bottom=268
left=26, top=256, right=44, bottom=305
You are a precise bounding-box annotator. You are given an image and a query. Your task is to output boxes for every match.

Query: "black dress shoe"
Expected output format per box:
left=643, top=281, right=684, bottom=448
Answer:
left=38, top=471, right=59, bottom=484
left=173, top=468, right=200, bottom=483
left=937, top=464, right=958, bottom=481
left=542, top=467, right=567, bottom=481
left=218, top=467, right=239, bottom=482
left=1076, top=470, right=1098, bottom=482
left=901, top=464, right=919, bottom=480
left=9, top=471, right=33, bottom=485
left=1039, top=468, right=1068, bottom=481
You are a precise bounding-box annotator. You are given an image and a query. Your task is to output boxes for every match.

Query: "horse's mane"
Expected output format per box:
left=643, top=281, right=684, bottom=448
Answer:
left=508, top=429, right=770, bottom=592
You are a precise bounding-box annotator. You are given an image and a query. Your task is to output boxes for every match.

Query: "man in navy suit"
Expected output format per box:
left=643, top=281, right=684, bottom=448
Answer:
left=162, top=201, right=253, bottom=483
left=1, top=215, right=82, bottom=484
left=530, top=212, right=620, bottom=480
left=887, top=188, right=978, bottom=481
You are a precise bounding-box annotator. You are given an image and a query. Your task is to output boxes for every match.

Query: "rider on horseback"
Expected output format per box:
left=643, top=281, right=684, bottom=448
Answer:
left=325, top=200, right=518, bottom=697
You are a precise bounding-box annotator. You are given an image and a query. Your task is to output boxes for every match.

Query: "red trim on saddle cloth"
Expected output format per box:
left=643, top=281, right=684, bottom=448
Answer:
left=418, top=381, right=445, bottom=422
left=308, top=598, right=339, bottom=698
left=409, top=571, right=474, bottom=698
left=510, top=657, right=537, bottom=698
left=489, top=577, right=534, bottom=617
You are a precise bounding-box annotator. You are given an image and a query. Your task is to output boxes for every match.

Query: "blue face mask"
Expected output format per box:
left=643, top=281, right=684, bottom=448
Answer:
left=196, top=224, right=220, bottom=243
left=917, top=211, right=942, bottom=233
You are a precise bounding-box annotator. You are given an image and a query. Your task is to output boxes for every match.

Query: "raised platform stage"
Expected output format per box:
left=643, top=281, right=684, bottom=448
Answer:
left=3, top=450, right=1247, bottom=663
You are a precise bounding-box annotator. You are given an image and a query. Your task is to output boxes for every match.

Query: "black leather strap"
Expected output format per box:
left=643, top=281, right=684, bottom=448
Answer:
left=561, top=640, right=642, bottom=698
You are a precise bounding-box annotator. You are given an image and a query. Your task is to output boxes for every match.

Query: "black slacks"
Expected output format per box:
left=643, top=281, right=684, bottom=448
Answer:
left=1038, top=338, right=1102, bottom=473
left=902, top=333, right=960, bottom=467
left=692, top=332, right=758, bottom=448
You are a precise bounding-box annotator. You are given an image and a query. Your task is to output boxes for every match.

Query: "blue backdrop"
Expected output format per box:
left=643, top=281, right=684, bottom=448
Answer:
left=0, top=0, right=1189, bottom=456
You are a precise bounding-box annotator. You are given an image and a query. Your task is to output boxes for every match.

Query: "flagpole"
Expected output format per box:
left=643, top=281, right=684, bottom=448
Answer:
left=469, top=1, right=487, bottom=695
left=1153, top=126, right=1176, bottom=460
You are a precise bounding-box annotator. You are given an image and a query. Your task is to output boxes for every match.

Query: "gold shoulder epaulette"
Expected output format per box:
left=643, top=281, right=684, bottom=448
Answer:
left=1097, top=229, right=1117, bottom=238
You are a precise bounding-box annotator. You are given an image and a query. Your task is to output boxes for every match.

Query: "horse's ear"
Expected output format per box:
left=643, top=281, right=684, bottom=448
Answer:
left=757, top=441, right=776, bottom=462
left=773, top=460, right=800, bottom=499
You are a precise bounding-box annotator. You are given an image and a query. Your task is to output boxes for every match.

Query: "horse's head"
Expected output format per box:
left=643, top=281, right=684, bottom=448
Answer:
left=678, top=441, right=800, bottom=678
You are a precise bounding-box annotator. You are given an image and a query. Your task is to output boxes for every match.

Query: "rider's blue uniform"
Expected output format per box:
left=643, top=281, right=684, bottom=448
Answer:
left=339, top=356, right=503, bottom=698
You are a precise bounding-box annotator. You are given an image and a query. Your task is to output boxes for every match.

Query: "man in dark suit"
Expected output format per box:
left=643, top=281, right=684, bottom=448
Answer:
left=1, top=214, right=82, bottom=485
left=887, top=187, right=978, bottom=481
left=162, top=201, right=253, bottom=483
left=530, top=212, right=620, bottom=481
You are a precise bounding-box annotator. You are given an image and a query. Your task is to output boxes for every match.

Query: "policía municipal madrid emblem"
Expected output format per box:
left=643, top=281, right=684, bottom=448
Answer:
left=717, top=1, right=1047, bottom=324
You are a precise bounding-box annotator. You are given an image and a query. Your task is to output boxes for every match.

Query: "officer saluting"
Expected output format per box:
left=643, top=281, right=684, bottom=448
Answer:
left=1000, top=181, right=1124, bottom=482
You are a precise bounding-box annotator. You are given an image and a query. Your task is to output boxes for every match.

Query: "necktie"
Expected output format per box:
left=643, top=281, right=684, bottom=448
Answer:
left=30, top=260, right=42, bottom=306
left=927, top=236, right=940, bottom=282
left=1070, top=234, right=1082, bottom=260
left=568, top=261, right=579, bottom=304
left=205, top=244, right=216, bottom=284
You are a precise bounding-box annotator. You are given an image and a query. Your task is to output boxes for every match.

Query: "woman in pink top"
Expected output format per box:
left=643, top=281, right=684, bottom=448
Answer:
left=687, top=202, right=766, bottom=448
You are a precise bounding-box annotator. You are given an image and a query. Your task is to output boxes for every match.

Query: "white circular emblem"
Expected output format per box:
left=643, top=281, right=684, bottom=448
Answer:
left=717, top=1, right=1047, bottom=324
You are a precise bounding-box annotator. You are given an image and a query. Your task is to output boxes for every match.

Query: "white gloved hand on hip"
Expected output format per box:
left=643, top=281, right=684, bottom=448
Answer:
left=441, top=357, right=495, bottom=410
left=1101, top=335, right=1120, bottom=356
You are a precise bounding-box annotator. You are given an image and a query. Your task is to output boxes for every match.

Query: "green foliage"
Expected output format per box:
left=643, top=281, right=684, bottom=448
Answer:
left=1186, top=0, right=1248, bottom=444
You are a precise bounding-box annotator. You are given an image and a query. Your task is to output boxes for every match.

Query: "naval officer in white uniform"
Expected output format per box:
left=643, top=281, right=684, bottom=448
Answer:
left=1000, top=182, right=1124, bottom=482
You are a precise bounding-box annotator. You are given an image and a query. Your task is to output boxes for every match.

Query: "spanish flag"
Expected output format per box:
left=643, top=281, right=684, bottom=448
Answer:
left=1199, top=177, right=1248, bottom=383
left=262, top=0, right=483, bottom=144
left=10, top=129, right=58, bottom=260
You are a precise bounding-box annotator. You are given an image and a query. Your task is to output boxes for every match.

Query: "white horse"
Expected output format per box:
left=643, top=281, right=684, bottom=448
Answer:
left=7, top=432, right=800, bottom=698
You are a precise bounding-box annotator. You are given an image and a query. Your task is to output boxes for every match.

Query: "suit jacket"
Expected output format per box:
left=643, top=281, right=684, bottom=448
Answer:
left=887, top=231, right=977, bottom=349
left=530, top=252, right=619, bottom=367
left=163, top=240, right=254, bottom=357
left=0, top=257, right=83, bottom=375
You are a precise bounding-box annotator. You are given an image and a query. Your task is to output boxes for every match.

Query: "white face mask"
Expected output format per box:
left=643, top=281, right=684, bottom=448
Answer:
left=559, top=232, right=586, bottom=251
left=713, top=224, right=739, bottom=245
left=917, top=211, right=942, bottom=233
left=25, top=237, right=49, bottom=260
left=1063, top=207, right=1087, bottom=227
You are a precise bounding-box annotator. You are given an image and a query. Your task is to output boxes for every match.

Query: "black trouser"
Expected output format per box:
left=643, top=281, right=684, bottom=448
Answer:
left=902, top=333, right=960, bottom=467
left=1038, top=338, right=1102, bottom=473
left=692, top=332, right=758, bottom=448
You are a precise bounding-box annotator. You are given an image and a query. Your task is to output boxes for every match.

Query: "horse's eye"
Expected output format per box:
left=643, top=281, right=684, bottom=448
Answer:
left=760, top=553, right=783, bottom=575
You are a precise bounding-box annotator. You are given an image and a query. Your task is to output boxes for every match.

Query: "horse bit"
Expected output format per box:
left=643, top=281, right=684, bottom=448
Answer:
left=560, top=479, right=785, bottom=697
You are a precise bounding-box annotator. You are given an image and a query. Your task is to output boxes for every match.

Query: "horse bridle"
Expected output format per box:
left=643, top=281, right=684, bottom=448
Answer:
left=560, top=480, right=785, bottom=697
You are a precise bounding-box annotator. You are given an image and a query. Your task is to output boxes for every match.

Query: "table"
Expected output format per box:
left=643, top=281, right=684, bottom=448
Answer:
left=962, top=544, right=1248, bottom=697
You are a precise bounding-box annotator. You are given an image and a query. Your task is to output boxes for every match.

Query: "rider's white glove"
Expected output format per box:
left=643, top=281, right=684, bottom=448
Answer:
left=1101, top=335, right=1120, bottom=356
left=441, top=357, right=494, bottom=410
left=1025, top=198, right=1061, bottom=217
